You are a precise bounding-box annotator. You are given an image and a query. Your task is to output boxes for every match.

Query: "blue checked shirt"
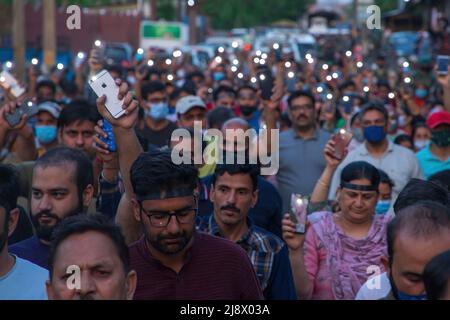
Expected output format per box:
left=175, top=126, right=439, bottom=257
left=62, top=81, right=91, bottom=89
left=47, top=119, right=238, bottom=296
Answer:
left=197, top=215, right=297, bottom=300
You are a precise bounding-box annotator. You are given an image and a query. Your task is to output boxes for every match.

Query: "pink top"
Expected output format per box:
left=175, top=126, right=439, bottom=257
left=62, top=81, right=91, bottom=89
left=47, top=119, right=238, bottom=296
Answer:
left=303, top=211, right=390, bottom=300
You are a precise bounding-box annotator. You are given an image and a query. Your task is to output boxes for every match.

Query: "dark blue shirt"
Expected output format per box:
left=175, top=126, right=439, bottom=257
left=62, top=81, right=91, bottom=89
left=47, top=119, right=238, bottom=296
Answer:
left=9, top=235, right=50, bottom=270
left=198, top=175, right=283, bottom=237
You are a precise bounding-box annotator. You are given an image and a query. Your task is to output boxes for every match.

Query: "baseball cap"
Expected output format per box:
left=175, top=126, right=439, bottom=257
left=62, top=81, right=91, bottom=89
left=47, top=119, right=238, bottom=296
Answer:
left=37, top=101, right=61, bottom=119
left=176, top=95, right=206, bottom=115
left=426, top=111, right=450, bottom=130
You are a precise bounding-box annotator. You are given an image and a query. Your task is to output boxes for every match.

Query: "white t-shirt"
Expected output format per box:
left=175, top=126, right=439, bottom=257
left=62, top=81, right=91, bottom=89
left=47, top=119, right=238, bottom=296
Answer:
left=0, top=255, right=48, bottom=300
left=355, top=272, right=391, bottom=300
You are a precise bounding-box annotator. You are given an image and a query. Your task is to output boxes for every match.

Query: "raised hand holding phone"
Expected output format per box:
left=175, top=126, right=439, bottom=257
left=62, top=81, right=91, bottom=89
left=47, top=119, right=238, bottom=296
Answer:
left=94, top=77, right=138, bottom=130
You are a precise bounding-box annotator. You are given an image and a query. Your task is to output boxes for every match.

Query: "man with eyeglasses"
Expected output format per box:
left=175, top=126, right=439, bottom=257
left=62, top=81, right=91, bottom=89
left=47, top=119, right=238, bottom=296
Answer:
left=95, top=78, right=263, bottom=300
left=328, top=102, right=423, bottom=202
left=276, top=90, right=331, bottom=213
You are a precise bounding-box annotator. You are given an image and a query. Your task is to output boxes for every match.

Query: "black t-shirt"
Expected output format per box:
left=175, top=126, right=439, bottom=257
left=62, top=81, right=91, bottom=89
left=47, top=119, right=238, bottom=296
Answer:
left=135, top=121, right=178, bottom=151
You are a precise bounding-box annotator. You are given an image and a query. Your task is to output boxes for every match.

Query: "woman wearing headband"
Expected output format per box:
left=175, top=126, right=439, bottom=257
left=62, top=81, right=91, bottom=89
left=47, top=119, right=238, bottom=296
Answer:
left=282, top=160, right=391, bottom=300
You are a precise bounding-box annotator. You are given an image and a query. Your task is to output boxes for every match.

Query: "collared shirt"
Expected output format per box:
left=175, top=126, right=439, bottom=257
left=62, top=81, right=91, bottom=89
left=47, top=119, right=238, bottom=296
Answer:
left=129, top=232, right=264, bottom=300
left=329, top=140, right=423, bottom=201
left=277, top=128, right=331, bottom=213
left=197, top=215, right=297, bottom=300
left=416, top=145, right=450, bottom=179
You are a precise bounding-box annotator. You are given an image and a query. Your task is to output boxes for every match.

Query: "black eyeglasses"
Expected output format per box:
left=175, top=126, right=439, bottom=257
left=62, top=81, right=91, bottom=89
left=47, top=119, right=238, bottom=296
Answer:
left=139, top=198, right=198, bottom=228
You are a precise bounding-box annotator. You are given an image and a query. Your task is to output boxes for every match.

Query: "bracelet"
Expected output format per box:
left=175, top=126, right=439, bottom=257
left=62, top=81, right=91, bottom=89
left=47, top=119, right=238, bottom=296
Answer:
left=317, top=179, right=329, bottom=188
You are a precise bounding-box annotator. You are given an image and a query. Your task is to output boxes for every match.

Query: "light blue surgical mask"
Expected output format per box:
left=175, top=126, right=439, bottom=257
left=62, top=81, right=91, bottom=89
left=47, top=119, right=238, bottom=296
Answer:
left=146, top=102, right=169, bottom=120
left=213, top=72, right=225, bottom=82
left=35, top=125, right=57, bottom=144
left=415, top=88, right=428, bottom=99
left=375, top=200, right=391, bottom=214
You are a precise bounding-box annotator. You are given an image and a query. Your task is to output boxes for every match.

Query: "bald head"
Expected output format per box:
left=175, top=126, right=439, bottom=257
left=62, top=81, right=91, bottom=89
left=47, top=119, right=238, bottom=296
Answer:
left=221, top=117, right=250, bottom=133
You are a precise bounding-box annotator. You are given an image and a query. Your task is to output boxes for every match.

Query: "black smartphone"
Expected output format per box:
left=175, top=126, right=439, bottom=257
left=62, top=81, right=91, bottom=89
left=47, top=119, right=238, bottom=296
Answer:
left=258, top=69, right=274, bottom=100
left=5, top=99, right=38, bottom=127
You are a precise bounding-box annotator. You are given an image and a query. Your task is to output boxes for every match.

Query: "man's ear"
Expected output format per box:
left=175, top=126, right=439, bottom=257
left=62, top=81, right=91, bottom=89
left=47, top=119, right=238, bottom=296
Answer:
left=7, top=208, right=20, bottom=237
left=251, top=189, right=259, bottom=208
left=381, top=255, right=390, bottom=277
left=45, top=280, right=54, bottom=300
left=82, top=184, right=95, bottom=209
left=130, top=198, right=141, bottom=222
left=125, top=270, right=137, bottom=300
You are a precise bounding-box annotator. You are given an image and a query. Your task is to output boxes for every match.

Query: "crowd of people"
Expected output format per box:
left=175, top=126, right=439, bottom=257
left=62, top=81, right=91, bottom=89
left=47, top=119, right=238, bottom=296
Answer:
left=1, top=22, right=450, bottom=300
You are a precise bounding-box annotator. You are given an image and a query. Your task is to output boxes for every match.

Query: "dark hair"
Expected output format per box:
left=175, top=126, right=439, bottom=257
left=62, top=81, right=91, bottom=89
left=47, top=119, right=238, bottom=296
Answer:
left=412, top=123, right=431, bottom=140
left=57, top=99, right=101, bottom=130
left=376, top=80, right=391, bottom=91
left=0, top=165, right=20, bottom=221
left=186, top=71, right=205, bottom=81
left=394, top=134, right=413, bottom=147
left=338, top=80, right=356, bottom=92
left=180, top=81, right=197, bottom=96
left=130, top=149, right=198, bottom=200
left=340, top=161, right=381, bottom=188
left=393, top=178, right=450, bottom=213
left=37, top=80, right=56, bottom=95
left=387, top=201, right=450, bottom=265
left=213, top=85, right=236, bottom=102
left=428, top=170, right=450, bottom=193
left=106, top=64, right=124, bottom=79
left=287, top=90, right=316, bottom=108
left=207, top=106, right=235, bottom=129
left=141, top=81, right=166, bottom=100
left=378, top=169, right=394, bottom=188
left=212, top=163, right=259, bottom=191
left=49, top=214, right=130, bottom=279
left=60, top=80, right=78, bottom=97
left=237, top=85, right=257, bottom=96
left=360, top=101, right=388, bottom=123
left=423, top=249, right=450, bottom=300
left=35, top=147, right=94, bottom=201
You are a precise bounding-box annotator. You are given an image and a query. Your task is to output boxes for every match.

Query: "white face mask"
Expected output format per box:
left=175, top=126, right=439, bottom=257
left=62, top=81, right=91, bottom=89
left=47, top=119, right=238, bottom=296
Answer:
left=414, top=139, right=430, bottom=150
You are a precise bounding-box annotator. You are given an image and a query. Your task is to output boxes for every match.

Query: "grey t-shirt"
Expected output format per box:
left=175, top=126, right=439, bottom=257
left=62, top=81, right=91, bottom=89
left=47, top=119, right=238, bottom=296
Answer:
left=276, top=128, right=330, bottom=213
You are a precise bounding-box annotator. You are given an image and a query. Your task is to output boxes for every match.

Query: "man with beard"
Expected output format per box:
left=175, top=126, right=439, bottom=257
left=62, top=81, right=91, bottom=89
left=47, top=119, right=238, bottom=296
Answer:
left=277, top=90, right=331, bottom=213
left=0, top=165, right=48, bottom=299
left=198, top=163, right=296, bottom=300
left=46, top=214, right=137, bottom=300
left=9, top=147, right=94, bottom=269
left=237, top=85, right=261, bottom=131
left=94, top=79, right=263, bottom=299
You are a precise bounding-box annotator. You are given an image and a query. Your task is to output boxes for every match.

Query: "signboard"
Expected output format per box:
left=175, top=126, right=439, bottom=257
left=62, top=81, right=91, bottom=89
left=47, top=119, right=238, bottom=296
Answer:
left=140, top=21, right=188, bottom=49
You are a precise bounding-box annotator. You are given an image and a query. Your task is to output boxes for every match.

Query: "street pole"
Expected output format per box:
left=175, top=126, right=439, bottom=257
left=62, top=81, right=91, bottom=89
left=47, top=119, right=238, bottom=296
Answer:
left=150, top=0, right=157, bottom=20
left=12, top=0, right=25, bottom=81
left=188, top=2, right=198, bottom=45
left=43, top=0, right=56, bottom=72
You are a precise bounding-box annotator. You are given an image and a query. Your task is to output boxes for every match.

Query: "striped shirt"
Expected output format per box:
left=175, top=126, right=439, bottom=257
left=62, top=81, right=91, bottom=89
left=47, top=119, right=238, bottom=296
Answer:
left=198, top=215, right=297, bottom=300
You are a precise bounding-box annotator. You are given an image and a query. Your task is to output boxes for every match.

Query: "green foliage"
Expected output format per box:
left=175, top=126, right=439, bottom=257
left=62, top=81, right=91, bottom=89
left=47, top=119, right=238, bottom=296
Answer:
left=201, top=0, right=314, bottom=29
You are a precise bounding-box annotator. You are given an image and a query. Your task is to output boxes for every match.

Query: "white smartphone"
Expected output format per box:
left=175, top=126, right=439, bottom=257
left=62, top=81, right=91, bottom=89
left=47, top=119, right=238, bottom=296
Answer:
left=89, top=70, right=125, bottom=119
left=437, top=55, right=449, bottom=76
left=0, top=70, right=26, bottom=98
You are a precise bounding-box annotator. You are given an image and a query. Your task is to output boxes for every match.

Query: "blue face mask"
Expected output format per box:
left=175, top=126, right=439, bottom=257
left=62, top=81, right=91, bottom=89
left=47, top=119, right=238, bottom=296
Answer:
left=35, top=125, right=57, bottom=144
left=415, top=88, right=428, bottom=99
left=146, top=102, right=169, bottom=120
left=363, top=125, right=386, bottom=143
left=375, top=200, right=391, bottom=214
left=396, top=291, right=427, bottom=300
left=213, top=72, right=225, bottom=82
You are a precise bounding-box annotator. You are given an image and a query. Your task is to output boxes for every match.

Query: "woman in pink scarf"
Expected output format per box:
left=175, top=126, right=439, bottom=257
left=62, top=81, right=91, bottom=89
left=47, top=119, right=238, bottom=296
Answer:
left=283, top=160, right=390, bottom=300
